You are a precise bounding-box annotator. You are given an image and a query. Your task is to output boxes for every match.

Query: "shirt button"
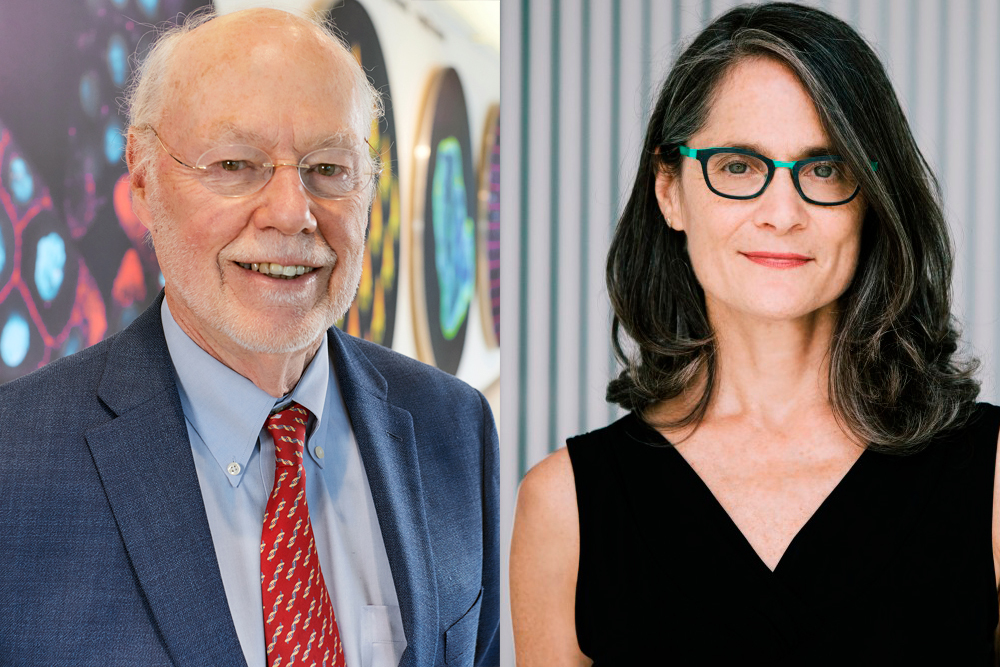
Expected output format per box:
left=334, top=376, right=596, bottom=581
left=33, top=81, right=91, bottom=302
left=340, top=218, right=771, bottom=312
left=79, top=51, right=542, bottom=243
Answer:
left=227, top=462, right=241, bottom=476
left=314, top=446, right=325, bottom=459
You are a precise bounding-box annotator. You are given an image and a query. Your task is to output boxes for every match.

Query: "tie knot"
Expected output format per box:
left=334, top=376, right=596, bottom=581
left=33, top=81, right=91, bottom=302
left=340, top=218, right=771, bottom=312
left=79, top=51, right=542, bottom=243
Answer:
left=266, top=402, right=311, bottom=465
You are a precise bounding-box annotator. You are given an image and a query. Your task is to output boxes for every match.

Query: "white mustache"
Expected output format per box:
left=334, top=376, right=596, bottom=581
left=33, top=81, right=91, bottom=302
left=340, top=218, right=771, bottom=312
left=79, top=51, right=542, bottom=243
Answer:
left=222, top=239, right=338, bottom=267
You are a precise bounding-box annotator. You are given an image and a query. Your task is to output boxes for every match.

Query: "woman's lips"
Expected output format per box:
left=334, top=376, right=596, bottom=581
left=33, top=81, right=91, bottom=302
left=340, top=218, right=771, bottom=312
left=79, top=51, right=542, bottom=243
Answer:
left=740, top=252, right=812, bottom=268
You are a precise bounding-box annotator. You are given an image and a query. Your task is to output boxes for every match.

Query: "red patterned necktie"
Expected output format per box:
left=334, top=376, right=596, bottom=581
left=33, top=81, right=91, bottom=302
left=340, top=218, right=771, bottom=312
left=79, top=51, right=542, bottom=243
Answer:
left=261, top=403, right=346, bottom=667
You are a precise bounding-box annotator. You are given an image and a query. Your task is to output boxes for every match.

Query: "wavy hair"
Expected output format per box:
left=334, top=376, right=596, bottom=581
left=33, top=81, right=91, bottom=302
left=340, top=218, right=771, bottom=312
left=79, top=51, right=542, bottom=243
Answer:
left=605, top=2, right=978, bottom=452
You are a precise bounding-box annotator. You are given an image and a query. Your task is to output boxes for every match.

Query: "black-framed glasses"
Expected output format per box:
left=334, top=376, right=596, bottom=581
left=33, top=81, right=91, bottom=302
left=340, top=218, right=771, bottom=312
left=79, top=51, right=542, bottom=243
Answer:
left=146, top=126, right=381, bottom=200
left=677, top=145, right=878, bottom=206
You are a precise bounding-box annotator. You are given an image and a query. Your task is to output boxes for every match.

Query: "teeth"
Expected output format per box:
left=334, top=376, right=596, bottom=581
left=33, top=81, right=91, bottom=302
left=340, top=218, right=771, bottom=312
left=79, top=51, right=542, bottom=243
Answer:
left=236, top=261, right=316, bottom=279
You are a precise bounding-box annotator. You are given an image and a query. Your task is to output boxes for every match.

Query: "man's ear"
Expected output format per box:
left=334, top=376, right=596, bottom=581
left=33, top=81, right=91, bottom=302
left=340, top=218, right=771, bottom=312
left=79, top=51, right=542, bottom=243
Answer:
left=653, top=166, right=684, bottom=232
left=125, top=128, right=152, bottom=231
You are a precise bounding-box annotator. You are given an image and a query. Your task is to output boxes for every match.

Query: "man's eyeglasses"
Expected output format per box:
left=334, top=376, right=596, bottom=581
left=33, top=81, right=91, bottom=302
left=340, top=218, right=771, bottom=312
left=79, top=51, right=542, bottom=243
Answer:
left=676, top=145, right=878, bottom=206
left=147, top=127, right=381, bottom=200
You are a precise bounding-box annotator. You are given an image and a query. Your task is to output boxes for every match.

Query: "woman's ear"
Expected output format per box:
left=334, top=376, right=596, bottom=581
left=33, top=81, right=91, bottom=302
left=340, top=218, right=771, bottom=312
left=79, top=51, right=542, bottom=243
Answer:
left=654, top=166, right=684, bottom=232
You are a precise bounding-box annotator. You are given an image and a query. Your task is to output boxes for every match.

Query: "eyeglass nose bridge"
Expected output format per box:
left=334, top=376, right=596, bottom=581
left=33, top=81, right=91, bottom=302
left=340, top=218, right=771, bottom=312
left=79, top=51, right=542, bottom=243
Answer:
left=264, top=161, right=311, bottom=170
left=761, top=159, right=804, bottom=196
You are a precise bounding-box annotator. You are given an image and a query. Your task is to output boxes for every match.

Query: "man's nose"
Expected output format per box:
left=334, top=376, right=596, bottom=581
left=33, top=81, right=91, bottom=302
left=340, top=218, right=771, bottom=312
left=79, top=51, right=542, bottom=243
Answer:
left=753, top=167, right=807, bottom=233
left=251, top=164, right=317, bottom=235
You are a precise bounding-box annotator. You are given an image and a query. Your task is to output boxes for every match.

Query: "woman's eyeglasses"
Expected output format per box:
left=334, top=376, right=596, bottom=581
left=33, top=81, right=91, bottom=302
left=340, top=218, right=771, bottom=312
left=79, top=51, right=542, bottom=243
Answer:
left=676, top=145, right=877, bottom=206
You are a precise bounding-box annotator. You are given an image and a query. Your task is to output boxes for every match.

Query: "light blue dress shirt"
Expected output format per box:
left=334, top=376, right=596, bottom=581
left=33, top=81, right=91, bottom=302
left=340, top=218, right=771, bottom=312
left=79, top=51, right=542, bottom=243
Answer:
left=161, top=300, right=406, bottom=667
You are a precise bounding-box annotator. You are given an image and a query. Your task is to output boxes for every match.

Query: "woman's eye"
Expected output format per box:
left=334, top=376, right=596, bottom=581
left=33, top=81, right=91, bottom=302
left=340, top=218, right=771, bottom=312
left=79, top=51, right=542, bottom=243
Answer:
left=813, top=163, right=835, bottom=178
left=724, top=161, right=749, bottom=175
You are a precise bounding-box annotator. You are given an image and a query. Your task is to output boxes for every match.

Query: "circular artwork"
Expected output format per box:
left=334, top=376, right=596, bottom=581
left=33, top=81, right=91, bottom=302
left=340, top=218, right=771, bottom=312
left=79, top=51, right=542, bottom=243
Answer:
left=326, top=0, right=401, bottom=348
left=412, top=68, right=476, bottom=375
left=476, top=104, right=499, bottom=349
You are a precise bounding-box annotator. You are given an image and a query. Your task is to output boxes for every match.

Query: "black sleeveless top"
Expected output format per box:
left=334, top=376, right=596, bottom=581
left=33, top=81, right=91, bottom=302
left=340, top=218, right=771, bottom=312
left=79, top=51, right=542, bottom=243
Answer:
left=567, top=403, right=1000, bottom=666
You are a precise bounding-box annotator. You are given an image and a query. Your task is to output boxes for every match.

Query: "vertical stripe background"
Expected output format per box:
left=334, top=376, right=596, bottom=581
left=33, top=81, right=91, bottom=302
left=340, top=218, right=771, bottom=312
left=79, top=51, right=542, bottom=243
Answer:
left=499, top=2, right=1000, bottom=663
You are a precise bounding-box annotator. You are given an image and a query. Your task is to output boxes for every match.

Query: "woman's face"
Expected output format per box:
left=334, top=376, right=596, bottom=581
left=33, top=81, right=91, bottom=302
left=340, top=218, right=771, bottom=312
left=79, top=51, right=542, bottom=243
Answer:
left=656, top=57, right=865, bottom=326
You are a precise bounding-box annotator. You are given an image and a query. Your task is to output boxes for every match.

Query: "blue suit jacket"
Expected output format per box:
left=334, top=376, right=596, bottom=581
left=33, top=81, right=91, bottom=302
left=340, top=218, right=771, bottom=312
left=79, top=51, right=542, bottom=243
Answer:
left=0, top=294, right=499, bottom=667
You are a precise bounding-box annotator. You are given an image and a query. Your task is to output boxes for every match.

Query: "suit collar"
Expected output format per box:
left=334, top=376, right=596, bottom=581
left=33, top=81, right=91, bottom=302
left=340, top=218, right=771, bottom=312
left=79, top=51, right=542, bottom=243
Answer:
left=89, top=292, right=246, bottom=666
left=327, top=327, right=440, bottom=667
left=90, top=295, right=437, bottom=666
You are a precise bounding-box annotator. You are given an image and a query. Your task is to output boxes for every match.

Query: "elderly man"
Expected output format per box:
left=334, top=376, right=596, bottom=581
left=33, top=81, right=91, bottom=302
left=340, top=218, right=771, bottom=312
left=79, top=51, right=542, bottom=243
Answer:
left=0, top=9, right=498, bottom=667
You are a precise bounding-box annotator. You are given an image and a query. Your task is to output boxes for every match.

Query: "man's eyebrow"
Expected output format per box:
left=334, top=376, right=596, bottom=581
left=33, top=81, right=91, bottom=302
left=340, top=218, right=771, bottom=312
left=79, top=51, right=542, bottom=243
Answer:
left=299, top=132, right=360, bottom=152
left=206, top=123, right=360, bottom=153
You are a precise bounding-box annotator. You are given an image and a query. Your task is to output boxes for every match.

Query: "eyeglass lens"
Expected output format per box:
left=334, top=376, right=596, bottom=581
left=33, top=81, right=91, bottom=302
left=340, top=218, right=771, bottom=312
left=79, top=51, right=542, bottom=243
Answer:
left=195, top=144, right=372, bottom=199
left=704, top=152, right=859, bottom=204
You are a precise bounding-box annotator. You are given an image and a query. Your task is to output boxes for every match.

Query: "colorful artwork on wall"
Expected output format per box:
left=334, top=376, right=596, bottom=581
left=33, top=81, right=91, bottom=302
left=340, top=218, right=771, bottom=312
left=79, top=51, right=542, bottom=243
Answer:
left=0, top=123, right=108, bottom=382
left=476, top=104, right=500, bottom=350
left=0, top=0, right=206, bottom=380
left=412, top=68, right=476, bottom=375
left=326, top=0, right=401, bottom=349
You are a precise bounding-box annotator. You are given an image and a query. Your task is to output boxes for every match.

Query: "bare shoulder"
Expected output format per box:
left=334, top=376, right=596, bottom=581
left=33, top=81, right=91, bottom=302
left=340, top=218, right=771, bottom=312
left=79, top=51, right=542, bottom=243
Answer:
left=518, top=448, right=578, bottom=518
left=512, top=448, right=580, bottom=578
left=511, top=448, right=591, bottom=666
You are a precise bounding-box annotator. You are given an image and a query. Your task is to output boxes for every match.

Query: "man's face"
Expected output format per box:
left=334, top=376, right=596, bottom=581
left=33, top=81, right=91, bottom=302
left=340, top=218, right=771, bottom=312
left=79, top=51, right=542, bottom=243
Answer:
left=135, top=13, right=369, bottom=355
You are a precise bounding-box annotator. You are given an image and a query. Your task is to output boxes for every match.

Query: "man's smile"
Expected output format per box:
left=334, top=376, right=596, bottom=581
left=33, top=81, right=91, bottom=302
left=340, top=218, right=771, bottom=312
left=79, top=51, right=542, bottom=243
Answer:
left=235, top=261, right=320, bottom=279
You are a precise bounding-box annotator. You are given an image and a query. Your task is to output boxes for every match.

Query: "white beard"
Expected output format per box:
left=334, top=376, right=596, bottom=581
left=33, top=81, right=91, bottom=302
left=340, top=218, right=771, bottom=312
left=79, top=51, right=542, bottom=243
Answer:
left=145, top=180, right=363, bottom=355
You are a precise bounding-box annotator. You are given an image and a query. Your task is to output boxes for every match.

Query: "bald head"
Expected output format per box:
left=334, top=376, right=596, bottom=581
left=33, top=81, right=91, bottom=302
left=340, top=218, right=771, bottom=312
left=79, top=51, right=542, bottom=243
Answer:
left=126, top=8, right=382, bottom=180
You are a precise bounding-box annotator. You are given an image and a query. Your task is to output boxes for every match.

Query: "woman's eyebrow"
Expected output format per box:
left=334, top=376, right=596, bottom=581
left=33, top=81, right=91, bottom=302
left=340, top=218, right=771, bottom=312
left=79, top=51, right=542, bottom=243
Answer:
left=719, top=142, right=837, bottom=158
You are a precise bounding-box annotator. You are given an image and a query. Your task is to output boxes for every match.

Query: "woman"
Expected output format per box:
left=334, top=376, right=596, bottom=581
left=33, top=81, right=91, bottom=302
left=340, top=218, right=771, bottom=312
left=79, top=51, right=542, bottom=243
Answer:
left=511, top=3, right=999, bottom=665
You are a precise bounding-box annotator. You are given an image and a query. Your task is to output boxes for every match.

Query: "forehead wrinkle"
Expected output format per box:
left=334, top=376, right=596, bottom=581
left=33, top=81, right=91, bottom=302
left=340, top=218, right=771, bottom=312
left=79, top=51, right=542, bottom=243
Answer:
left=294, top=131, right=360, bottom=154
left=208, top=121, right=277, bottom=149
left=203, top=122, right=359, bottom=158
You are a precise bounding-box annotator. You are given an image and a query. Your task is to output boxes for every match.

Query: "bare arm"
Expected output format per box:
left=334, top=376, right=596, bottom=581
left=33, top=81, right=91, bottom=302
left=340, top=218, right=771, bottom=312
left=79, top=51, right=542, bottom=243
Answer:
left=510, top=448, right=592, bottom=667
left=993, top=428, right=1000, bottom=589
left=992, top=428, right=1000, bottom=656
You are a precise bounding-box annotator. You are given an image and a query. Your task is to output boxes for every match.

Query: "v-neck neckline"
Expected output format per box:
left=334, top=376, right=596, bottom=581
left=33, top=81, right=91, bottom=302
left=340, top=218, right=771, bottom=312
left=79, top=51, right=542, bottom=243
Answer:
left=629, top=412, right=872, bottom=576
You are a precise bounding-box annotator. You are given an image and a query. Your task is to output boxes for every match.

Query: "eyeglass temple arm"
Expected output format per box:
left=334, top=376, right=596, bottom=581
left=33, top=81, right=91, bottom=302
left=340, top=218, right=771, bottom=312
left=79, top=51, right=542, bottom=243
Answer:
left=147, top=126, right=199, bottom=170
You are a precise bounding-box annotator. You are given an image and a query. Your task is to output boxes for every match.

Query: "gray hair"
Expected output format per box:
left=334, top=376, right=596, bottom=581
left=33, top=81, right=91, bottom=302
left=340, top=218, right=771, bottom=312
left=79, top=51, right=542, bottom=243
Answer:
left=124, top=7, right=384, bottom=185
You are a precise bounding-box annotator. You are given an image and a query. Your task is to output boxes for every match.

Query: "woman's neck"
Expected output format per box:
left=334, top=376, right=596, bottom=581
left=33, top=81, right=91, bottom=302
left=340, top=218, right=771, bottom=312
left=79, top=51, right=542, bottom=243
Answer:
left=707, top=303, right=838, bottom=428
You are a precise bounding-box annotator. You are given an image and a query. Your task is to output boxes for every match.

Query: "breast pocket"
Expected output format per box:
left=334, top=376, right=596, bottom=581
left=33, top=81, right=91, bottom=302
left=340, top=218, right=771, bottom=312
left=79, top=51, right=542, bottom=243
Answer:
left=444, top=587, right=484, bottom=666
left=363, top=605, right=406, bottom=667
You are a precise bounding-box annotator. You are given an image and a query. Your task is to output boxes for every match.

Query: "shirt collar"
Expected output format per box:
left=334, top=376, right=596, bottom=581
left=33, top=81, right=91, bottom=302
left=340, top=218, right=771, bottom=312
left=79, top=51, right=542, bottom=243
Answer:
left=161, top=298, right=330, bottom=487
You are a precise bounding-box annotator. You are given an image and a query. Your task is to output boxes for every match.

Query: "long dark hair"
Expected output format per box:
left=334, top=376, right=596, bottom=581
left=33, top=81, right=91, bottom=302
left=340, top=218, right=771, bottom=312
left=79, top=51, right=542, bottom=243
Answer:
left=606, top=2, right=978, bottom=452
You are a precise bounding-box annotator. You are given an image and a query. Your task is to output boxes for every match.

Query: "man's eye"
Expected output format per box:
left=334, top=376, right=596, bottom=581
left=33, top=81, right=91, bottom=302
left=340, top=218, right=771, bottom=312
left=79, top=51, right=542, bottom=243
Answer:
left=310, top=163, right=349, bottom=178
left=219, top=160, right=248, bottom=171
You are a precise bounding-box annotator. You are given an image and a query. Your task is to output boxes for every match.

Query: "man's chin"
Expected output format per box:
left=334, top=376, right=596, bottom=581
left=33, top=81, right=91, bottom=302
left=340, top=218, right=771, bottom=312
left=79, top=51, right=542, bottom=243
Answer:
left=219, top=312, right=335, bottom=355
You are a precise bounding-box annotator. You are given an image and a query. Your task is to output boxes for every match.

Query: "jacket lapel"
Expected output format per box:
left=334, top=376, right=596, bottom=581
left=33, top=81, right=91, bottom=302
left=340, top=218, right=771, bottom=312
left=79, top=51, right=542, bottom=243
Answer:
left=86, top=294, right=245, bottom=666
left=328, top=328, right=439, bottom=667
